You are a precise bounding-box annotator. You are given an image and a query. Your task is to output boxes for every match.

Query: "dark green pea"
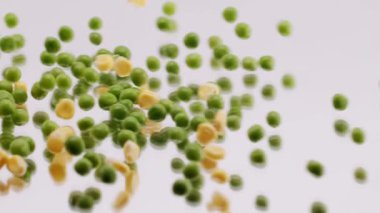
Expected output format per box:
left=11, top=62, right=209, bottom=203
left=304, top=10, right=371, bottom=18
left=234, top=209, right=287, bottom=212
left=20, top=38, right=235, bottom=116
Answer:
left=278, top=20, right=292, bottom=37
left=162, top=1, right=176, bottom=16
left=166, top=61, right=180, bottom=74
left=222, top=53, right=239, bottom=70
left=12, top=88, right=28, bottom=105
left=156, top=16, right=177, bottom=32
left=208, top=36, right=222, bottom=49
left=248, top=124, right=265, bottom=143
left=307, top=160, right=324, bottom=178
left=0, top=99, right=15, bottom=117
left=259, top=55, right=275, bottom=71
left=190, top=116, right=207, bottom=131
left=186, top=53, right=202, bottom=69
left=44, top=37, right=61, bottom=53
left=235, top=22, right=251, bottom=39
left=167, top=73, right=181, bottom=86
left=58, top=26, right=74, bottom=42
left=334, top=119, right=349, bottom=136
left=172, top=179, right=191, bottom=196
left=311, top=202, right=327, bottom=213
left=213, top=44, right=230, bottom=59
left=77, top=55, right=93, bottom=67
left=282, top=74, right=296, bottom=89
left=131, top=68, right=148, bottom=86
left=110, top=103, right=128, bottom=121
left=114, top=45, right=131, bottom=59
left=99, top=73, right=117, bottom=86
left=65, top=136, right=85, bottom=156
left=77, top=194, right=94, bottom=211
left=261, top=84, right=276, bottom=100
left=250, top=149, right=266, bottom=167
left=12, top=108, right=29, bottom=126
left=122, top=116, right=141, bottom=132
left=207, top=95, right=224, bottom=109
left=130, top=109, right=146, bottom=124
left=41, top=120, right=58, bottom=138
left=12, top=54, right=27, bottom=66
left=229, top=174, right=243, bottom=190
left=177, top=87, right=193, bottom=102
left=266, top=111, right=281, bottom=128
left=33, top=111, right=49, bottom=127
left=255, top=195, right=269, bottom=210
left=183, top=32, right=200, bottom=49
left=0, top=36, right=16, bottom=53
left=89, top=32, right=102, bottom=45
left=354, top=167, right=367, bottom=183
left=3, top=66, right=21, bottom=82
left=4, top=13, right=18, bottom=28
left=98, top=92, right=117, bottom=110
left=183, top=163, right=200, bottom=179
left=116, top=130, right=137, bottom=147
left=171, top=157, right=185, bottom=172
left=95, top=164, right=117, bottom=184
left=57, top=52, right=75, bottom=68
left=120, top=88, right=139, bottom=103
left=84, top=187, right=102, bottom=202
left=91, top=123, right=110, bottom=140
left=268, top=135, right=282, bottom=150
left=190, top=175, right=204, bottom=189
left=74, top=158, right=93, bottom=176
left=150, top=129, right=169, bottom=148
left=148, top=103, right=167, bottom=122
left=222, top=7, right=238, bottom=23
left=174, top=113, right=189, bottom=128
left=227, top=115, right=241, bottom=131
left=40, top=51, right=56, bottom=66
left=159, top=43, right=179, bottom=59
left=148, top=77, right=161, bottom=91
left=69, top=191, right=83, bottom=208
left=89, top=17, right=102, bottom=30
left=186, top=189, right=202, bottom=205
left=77, top=117, right=95, bottom=131
left=351, top=127, right=365, bottom=144
left=185, top=143, right=202, bottom=161
left=84, top=151, right=101, bottom=168
left=146, top=56, right=161, bottom=72
left=332, top=93, right=348, bottom=111
left=168, top=127, right=187, bottom=143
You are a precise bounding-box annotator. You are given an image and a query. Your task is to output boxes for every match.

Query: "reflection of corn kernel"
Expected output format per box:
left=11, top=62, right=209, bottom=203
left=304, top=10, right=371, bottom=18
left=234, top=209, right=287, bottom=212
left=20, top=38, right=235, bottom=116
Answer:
left=113, top=191, right=130, bottom=210
left=7, top=176, right=26, bottom=192
left=108, top=159, right=130, bottom=175
left=125, top=171, right=139, bottom=195
left=14, top=81, right=27, bottom=91
left=211, top=169, right=229, bottom=184
left=137, top=89, right=159, bottom=109
left=123, top=141, right=140, bottom=163
left=204, top=145, right=225, bottom=161
left=114, top=57, right=133, bottom=77
left=213, top=110, right=226, bottom=133
left=129, top=0, right=147, bottom=7
left=201, top=157, right=217, bottom=171
left=6, top=155, right=27, bottom=177
left=95, top=54, right=114, bottom=73
left=196, top=123, right=218, bottom=145
left=198, top=83, right=220, bottom=100
left=0, top=149, right=9, bottom=170
left=55, top=98, right=75, bottom=120
left=47, top=126, right=75, bottom=154
left=94, top=85, right=109, bottom=96
left=207, top=191, right=230, bottom=212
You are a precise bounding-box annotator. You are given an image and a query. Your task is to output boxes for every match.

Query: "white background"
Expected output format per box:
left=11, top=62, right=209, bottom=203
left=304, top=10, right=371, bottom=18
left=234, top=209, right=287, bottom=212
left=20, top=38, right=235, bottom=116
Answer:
left=0, top=0, right=380, bottom=212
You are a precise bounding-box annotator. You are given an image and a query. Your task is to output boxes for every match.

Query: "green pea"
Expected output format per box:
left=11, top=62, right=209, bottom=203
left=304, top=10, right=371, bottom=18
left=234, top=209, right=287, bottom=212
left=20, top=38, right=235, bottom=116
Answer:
left=189, top=101, right=205, bottom=114
left=89, top=17, right=102, bottom=30
left=58, top=26, right=74, bottom=42
left=171, top=157, right=185, bottom=172
left=65, top=136, right=85, bottom=156
left=69, top=191, right=83, bottom=208
left=148, top=77, right=161, bottom=91
left=13, top=34, right=25, bottom=49
left=278, top=20, right=292, bottom=37
left=0, top=80, right=13, bottom=93
left=207, top=95, right=224, bottom=109
left=3, top=66, right=21, bottom=82
left=261, top=84, right=276, bottom=100
left=110, top=103, right=128, bottom=121
left=44, top=37, right=61, bottom=53
left=91, top=123, right=110, bottom=140
left=222, top=53, right=239, bottom=70
left=41, top=120, right=58, bottom=138
left=150, top=129, right=169, bottom=148
left=122, top=116, right=141, bottom=132
left=235, top=22, right=251, bottom=39
left=266, top=111, right=281, bottom=128
left=96, top=48, right=112, bottom=56
left=184, top=32, right=200, bottom=49
left=82, top=133, right=97, bottom=150
left=77, top=94, right=94, bottom=111
left=57, top=52, right=75, bottom=68
left=33, top=111, right=49, bottom=127
left=190, top=116, right=207, bottom=131
left=95, top=164, right=117, bottom=184
left=10, top=138, right=31, bottom=157
left=185, top=143, right=202, bottom=161
left=228, top=107, right=242, bottom=118
left=186, top=189, right=202, bottom=205
left=114, top=45, right=131, bottom=59
left=250, top=149, right=266, bottom=167
left=89, top=32, right=102, bottom=45
left=156, top=16, right=177, bottom=32
left=227, top=115, right=241, bottom=131
left=116, top=130, right=137, bottom=147
left=230, top=96, right=241, bottom=108
left=84, top=187, right=102, bottom=202
left=39, top=51, right=55, bottom=66
left=131, top=68, right=148, bottom=86
left=282, top=74, right=296, bottom=89
left=223, top=7, right=238, bottom=23
left=146, top=56, right=161, bottom=72
left=12, top=108, right=29, bottom=126
left=165, top=61, right=180, bottom=74
left=333, top=119, right=349, bottom=136
left=70, top=62, right=85, bottom=79
left=120, top=88, right=139, bottom=103
left=4, top=13, right=18, bottom=28
left=241, top=93, right=254, bottom=108
left=248, top=125, right=265, bottom=142
left=130, top=109, right=146, bottom=124
left=74, top=158, right=92, bottom=176
left=84, top=151, right=101, bottom=168
left=172, top=179, right=191, bottom=196
left=55, top=74, right=72, bottom=90
left=268, top=135, right=282, bottom=150
left=186, top=53, right=202, bottom=69
left=307, top=160, right=324, bottom=178
left=162, top=1, right=176, bottom=16
left=98, top=93, right=117, bottom=110
left=168, top=127, right=187, bottom=142
left=242, top=56, right=257, bottom=71
left=208, top=36, right=222, bottom=49
left=77, top=55, right=93, bottom=67
left=0, top=36, right=16, bottom=53
left=204, top=108, right=217, bottom=120
left=0, top=99, right=15, bottom=117
left=351, top=127, right=365, bottom=144
left=148, top=103, right=167, bottom=122
left=77, top=194, right=94, bottom=211
left=12, top=88, right=27, bottom=105
left=174, top=113, right=189, bottom=128
left=255, top=195, right=269, bottom=210
left=43, top=149, right=54, bottom=162
left=159, top=43, right=179, bottom=59
left=354, top=167, right=367, bottom=183
left=259, top=55, right=275, bottom=71
left=77, top=117, right=95, bottom=132
left=216, top=77, right=233, bottom=92
left=332, top=93, right=348, bottom=111
left=177, top=87, right=193, bottom=102
left=190, top=175, right=204, bottom=189
left=39, top=73, right=56, bottom=91
left=229, top=174, right=243, bottom=190
left=213, top=44, right=230, bottom=59
left=99, top=73, right=117, bottom=86
left=12, top=54, right=27, bottom=66
left=167, top=73, right=181, bottom=86
left=183, top=163, right=200, bottom=179
left=311, top=202, right=327, bottom=213
left=243, top=74, right=258, bottom=88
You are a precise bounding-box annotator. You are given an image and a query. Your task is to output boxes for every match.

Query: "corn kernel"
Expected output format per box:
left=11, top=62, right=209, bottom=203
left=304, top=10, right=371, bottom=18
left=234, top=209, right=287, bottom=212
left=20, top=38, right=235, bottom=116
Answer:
left=108, top=159, right=131, bottom=175
left=55, top=98, right=75, bottom=120
left=125, top=170, right=139, bottom=195
left=0, top=149, right=9, bottom=170
left=14, top=81, right=27, bottom=91
left=137, top=89, right=159, bottom=110
left=0, top=181, right=10, bottom=195
left=114, top=57, right=133, bottom=77
left=211, top=168, right=229, bottom=184
left=213, top=110, right=226, bottom=133
left=196, top=123, right=218, bottom=145
left=47, top=126, right=75, bottom=154
left=6, top=155, right=27, bottom=177
left=207, top=191, right=230, bottom=212
left=94, top=85, right=109, bottom=96
left=141, top=120, right=161, bottom=136
left=113, top=191, right=130, bottom=210
left=201, top=157, right=218, bottom=171
left=95, top=54, right=114, bottom=73
left=204, top=145, right=225, bottom=161
left=129, top=0, right=147, bottom=7
left=198, top=83, right=220, bottom=100
left=16, top=104, right=27, bottom=110
left=123, top=141, right=140, bottom=163
left=49, top=157, right=67, bottom=183
left=7, top=176, right=26, bottom=192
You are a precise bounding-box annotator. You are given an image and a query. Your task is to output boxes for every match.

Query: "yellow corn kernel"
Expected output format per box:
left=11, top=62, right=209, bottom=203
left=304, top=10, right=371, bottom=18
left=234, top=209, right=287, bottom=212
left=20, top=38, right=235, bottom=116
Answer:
left=94, top=85, right=109, bottom=96
left=113, top=191, right=130, bottom=210
left=55, top=98, right=75, bottom=120
left=114, top=57, right=133, bottom=77
left=129, top=0, right=147, bottom=7
left=47, top=126, right=75, bottom=154
left=204, top=145, right=225, bottom=161
left=7, top=176, right=26, bottom=192
left=0, top=149, right=9, bottom=170
left=198, top=83, right=220, bottom=100
left=14, top=81, right=27, bottom=91
left=207, top=191, right=230, bottom=212
left=95, top=54, right=114, bottom=73
left=6, top=155, right=27, bottom=177
left=137, top=89, right=159, bottom=110
left=196, top=123, right=218, bottom=145
left=49, top=155, right=67, bottom=183
left=213, top=110, right=226, bottom=133
left=141, top=120, right=161, bottom=136
left=125, top=170, right=139, bottom=195
left=123, top=141, right=140, bottom=163
left=108, top=159, right=131, bottom=175
left=16, top=104, right=28, bottom=110
left=211, top=169, right=229, bottom=184
left=0, top=181, right=10, bottom=195
left=201, top=157, right=218, bottom=171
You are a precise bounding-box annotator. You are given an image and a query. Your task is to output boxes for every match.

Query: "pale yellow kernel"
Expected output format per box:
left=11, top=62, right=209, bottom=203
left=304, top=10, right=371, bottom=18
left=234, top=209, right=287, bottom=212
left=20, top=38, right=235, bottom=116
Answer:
left=108, top=159, right=130, bottom=175
left=196, top=123, right=218, bottom=145
left=0, top=181, right=10, bottom=195
left=211, top=168, right=229, bottom=184
left=55, top=98, right=75, bottom=120
left=95, top=54, right=114, bottom=73
left=123, top=141, right=140, bottom=163
left=94, top=85, right=109, bottom=96
left=201, top=157, right=218, bottom=171
left=204, top=145, right=225, bottom=161
left=213, top=110, right=226, bottom=133
left=141, top=120, right=161, bottom=136
left=125, top=170, right=139, bottom=195
left=7, top=176, right=26, bottom=192
left=137, top=89, right=159, bottom=110
left=129, top=0, right=147, bottom=7
left=113, top=191, right=130, bottom=210
left=14, top=81, right=27, bottom=91
left=16, top=104, right=27, bottom=110
left=207, top=191, right=230, bottom=212
left=114, top=57, right=133, bottom=77
left=47, top=126, right=75, bottom=154
left=0, top=149, right=9, bottom=170
left=6, top=155, right=27, bottom=177
left=198, top=83, right=220, bottom=100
